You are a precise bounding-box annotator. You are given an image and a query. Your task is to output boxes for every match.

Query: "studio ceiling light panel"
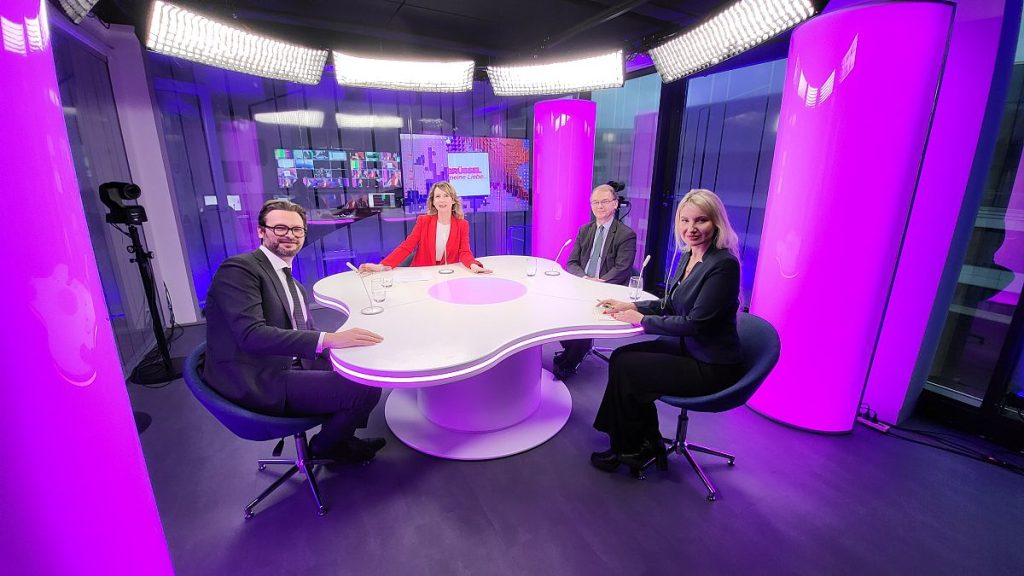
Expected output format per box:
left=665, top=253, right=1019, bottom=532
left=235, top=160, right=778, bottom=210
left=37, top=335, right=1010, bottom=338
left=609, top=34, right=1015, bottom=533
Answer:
left=487, top=51, right=624, bottom=96
left=146, top=1, right=327, bottom=85
left=335, top=113, right=404, bottom=129
left=253, top=110, right=324, bottom=128
left=650, top=0, right=816, bottom=83
left=332, top=51, right=474, bottom=92
left=56, top=0, right=100, bottom=24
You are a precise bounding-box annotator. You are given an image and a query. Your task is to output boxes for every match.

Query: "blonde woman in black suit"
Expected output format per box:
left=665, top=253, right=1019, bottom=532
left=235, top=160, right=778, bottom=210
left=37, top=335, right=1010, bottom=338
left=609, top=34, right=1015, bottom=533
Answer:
left=591, top=189, right=744, bottom=474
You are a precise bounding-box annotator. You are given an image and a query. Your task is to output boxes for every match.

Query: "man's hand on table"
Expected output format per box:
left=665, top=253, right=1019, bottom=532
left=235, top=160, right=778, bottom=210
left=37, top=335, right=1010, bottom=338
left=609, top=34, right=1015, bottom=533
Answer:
left=325, top=328, right=384, bottom=349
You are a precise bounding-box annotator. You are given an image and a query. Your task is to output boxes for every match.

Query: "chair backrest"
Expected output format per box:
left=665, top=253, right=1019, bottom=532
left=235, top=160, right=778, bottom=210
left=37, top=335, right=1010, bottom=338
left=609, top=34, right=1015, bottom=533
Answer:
left=183, top=342, right=325, bottom=442
left=659, top=313, right=781, bottom=413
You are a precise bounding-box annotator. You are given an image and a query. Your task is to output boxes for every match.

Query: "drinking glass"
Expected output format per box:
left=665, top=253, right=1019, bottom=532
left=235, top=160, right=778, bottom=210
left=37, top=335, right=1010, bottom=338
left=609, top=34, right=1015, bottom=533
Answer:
left=526, top=257, right=537, bottom=277
left=628, top=275, right=643, bottom=301
left=381, top=271, right=394, bottom=288
left=371, top=278, right=386, bottom=303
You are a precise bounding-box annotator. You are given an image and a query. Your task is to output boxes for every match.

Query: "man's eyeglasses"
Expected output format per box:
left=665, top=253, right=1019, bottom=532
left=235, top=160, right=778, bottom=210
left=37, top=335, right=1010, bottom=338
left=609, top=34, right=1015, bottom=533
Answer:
left=262, top=224, right=307, bottom=238
left=590, top=199, right=617, bottom=207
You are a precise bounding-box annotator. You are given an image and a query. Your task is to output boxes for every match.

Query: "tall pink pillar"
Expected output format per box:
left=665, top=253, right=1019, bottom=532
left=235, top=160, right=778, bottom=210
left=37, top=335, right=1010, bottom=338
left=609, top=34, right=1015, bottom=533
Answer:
left=531, top=99, right=596, bottom=264
left=0, top=2, right=174, bottom=574
left=747, top=2, right=954, bottom=432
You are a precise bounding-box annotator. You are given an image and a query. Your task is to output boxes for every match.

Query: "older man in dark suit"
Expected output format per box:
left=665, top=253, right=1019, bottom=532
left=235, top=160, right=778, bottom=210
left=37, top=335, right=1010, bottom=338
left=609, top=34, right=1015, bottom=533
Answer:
left=555, top=184, right=638, bottom=381
left=204, top=199, right=385, bottom=463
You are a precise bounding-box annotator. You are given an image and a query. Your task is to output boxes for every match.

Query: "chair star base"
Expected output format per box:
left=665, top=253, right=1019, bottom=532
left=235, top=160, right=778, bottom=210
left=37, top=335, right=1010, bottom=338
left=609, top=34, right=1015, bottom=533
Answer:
left=245, top=431, right=334, bottom=519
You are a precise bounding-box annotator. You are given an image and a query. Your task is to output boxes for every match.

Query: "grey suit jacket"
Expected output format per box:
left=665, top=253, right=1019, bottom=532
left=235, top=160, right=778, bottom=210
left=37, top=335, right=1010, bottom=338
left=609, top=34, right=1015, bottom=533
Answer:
left=203, top=249, right=322, bottom=413
left=566, top=219, right=637, bottom=286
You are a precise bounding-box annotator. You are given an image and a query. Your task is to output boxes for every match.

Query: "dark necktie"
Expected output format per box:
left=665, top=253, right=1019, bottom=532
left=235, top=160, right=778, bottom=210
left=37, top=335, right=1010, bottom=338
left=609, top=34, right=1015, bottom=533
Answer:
left=281, top=267, right=306, bottom=330
left=586, top=226, right=605, bottom=277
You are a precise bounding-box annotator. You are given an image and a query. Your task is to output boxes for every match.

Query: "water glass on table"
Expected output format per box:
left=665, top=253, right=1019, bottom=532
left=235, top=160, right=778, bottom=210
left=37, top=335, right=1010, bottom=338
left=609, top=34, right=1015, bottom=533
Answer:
left=526, top=257, right=537, bottom=277
left=370, top=278, right=386, bottom=304
left=628, top=275, right=643, bottom=301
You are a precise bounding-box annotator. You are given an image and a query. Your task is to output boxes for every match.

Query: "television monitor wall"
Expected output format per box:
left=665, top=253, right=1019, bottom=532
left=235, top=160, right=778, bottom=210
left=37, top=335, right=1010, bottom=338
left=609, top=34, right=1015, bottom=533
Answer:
left=273, top=148, right=401, bottom=190
left=398, top=135, right=530, bottom=201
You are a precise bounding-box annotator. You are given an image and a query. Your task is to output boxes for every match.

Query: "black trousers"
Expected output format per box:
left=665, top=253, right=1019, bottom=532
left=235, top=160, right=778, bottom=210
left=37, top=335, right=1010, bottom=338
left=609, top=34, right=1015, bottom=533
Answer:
left=593, top=340, right=743, bottom=453
left=281, top=356, right=382, bottom=454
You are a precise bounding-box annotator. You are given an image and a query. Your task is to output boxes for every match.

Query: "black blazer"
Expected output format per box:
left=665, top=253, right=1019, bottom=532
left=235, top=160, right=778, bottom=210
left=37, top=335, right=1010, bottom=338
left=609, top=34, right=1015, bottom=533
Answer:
left=566, top=219, right=637, bottom=286
left=203, top=249, right=322, bottom=413
left=637, top=245, right=742, bottom=365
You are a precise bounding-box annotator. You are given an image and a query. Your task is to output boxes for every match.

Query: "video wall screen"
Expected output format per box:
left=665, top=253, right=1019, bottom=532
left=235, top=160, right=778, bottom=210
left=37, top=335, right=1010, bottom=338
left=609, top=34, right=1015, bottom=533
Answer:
left=398, top=135, right=530, bottom=201
left=274, top=148, right=401, bottom=190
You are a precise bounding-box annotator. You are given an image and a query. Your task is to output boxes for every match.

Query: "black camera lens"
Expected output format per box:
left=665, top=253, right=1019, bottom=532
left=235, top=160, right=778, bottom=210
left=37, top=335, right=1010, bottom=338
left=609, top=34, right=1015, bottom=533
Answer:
left=120, top=183, right=142, bottom=200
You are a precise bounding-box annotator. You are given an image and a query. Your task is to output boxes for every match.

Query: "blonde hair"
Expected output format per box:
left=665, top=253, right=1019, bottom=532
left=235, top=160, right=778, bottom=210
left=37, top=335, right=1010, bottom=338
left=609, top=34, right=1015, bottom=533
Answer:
left=674, top=189, right=740, bottom=258
left=426, top=181, right=465, bottom=219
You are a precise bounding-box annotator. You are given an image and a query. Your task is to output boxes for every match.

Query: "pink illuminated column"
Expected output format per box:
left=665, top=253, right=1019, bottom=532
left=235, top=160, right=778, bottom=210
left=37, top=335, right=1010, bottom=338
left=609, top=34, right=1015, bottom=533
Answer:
left=532, top=99, right=596, bottom=263
left=0, top=2, right=174, bottom=574
left=747, top=3, right=954, bottom=432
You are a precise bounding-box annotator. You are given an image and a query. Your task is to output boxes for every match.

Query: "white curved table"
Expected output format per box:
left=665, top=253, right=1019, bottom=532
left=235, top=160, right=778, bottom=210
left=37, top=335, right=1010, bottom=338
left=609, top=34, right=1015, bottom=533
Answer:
left=312, top=255, right=652, bottom=460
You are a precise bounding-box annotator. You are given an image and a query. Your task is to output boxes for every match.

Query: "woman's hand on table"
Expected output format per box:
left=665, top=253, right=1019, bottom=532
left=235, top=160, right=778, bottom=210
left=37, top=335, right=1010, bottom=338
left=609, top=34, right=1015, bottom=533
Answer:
left=597, top=299, right=636, bottom=314
left=611, top=309, right=644, bottom=326
left=358, top=263, right=391, bottom=275
left=470, top=263, right=493, bottom=274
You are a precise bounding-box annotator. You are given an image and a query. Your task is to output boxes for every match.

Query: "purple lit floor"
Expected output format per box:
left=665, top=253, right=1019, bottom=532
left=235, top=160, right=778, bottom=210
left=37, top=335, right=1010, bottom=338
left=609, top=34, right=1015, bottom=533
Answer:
left=128, top=311, right=1023, bottom=576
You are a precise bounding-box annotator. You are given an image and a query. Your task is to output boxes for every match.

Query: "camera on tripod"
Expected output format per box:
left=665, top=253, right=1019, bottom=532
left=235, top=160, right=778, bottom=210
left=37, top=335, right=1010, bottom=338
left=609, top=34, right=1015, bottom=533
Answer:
left=98, top=181, right=182, bottom=383
left=99, top=181, right=147, bottom=225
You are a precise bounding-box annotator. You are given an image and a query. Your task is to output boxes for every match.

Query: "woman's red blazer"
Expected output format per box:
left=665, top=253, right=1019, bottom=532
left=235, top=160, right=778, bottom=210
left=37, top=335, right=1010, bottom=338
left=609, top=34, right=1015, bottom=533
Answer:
left=380, top=214, right=481, bottom=269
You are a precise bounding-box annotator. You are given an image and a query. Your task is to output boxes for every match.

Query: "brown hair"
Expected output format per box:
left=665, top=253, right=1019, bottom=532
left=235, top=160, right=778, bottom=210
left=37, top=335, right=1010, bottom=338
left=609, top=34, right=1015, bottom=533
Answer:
left=258, top=199, right=307, bottom=227
left=426, top=182, right=465, bottom=219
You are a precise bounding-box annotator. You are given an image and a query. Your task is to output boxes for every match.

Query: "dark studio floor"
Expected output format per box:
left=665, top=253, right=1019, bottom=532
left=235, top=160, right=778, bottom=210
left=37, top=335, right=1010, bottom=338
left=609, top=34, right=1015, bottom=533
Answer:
left=127, top=309, right=1024, bottom=576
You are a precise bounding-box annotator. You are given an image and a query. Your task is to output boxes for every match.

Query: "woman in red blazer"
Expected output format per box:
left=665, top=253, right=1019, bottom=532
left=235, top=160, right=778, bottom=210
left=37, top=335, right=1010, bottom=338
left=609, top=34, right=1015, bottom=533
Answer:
left=360, top=181, right=492, bottom=273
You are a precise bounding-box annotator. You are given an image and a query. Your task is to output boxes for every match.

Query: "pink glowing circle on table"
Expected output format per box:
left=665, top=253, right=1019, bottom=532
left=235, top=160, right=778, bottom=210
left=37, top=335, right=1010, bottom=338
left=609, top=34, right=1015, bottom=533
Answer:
left=428, top=277, right=527, bottom=305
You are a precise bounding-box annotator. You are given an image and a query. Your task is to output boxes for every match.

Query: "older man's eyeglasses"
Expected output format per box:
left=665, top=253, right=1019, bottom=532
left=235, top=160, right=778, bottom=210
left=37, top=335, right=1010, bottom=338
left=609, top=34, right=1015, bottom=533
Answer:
left=590, top=199, right=617, bottom=207
left=262, top=224, right=307, bottom=238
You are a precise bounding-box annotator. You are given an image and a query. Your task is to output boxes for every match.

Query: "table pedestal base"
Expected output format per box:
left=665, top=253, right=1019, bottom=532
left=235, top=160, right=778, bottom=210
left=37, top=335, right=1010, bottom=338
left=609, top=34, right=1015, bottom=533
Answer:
left=384, top=352, right=571, bottom=460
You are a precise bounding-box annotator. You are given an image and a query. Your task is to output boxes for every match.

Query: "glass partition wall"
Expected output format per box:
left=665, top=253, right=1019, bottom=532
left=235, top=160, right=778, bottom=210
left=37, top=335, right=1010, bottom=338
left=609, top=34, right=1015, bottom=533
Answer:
left=926, top=39, right=1024, bottom=417
left=149, top=54, right=538, bottom=307
left=52, top=28, right=155, bottom=371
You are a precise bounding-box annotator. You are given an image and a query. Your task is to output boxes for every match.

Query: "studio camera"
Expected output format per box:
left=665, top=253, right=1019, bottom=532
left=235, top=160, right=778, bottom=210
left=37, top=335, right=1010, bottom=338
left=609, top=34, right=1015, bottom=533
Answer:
left=100, top=181, right=147, bottom=225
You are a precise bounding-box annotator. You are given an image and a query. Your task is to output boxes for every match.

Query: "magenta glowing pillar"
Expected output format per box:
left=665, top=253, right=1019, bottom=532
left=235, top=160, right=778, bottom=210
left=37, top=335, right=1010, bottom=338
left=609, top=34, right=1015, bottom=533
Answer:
left=747, top=2, right=954, bottom=432
left=532, top=99, right=596, bottom=264
left=0, top=1, right=174, bottom=574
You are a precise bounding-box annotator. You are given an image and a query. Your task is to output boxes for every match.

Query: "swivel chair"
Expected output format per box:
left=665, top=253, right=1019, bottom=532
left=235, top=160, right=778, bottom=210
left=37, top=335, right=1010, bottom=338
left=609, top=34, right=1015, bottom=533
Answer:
left=183, top=343, right=333, bottom=518
left=635, top=313, right=781, bottom=502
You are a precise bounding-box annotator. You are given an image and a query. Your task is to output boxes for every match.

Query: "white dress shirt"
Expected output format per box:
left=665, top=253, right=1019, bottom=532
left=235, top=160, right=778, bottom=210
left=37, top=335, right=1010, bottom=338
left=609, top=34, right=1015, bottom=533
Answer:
left=587, top=222, right=609, bottom=277
left=435, top=220, right=451, bottom=264
left=259, top=245, right=325, bottom=352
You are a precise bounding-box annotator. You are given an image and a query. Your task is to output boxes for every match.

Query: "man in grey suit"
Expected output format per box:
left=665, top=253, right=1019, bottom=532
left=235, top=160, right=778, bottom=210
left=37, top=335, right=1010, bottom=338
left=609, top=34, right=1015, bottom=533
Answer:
left=555, top=184, right=638, bottom=381
left=204, top=199, right=386, bottom=463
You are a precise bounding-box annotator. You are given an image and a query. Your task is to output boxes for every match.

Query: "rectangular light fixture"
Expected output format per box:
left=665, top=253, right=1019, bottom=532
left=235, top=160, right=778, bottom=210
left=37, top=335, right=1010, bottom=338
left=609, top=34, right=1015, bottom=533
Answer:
left=146, top=1, right=327, bottom=85
left=56, top=0, right=100, bottom=25
left=332, top=51, right=474, bottom=92
left=487, top=51, right=623, bottom=96
left=650, top=0, right=816, bottom=83
left=253, top=110, right=324, bottom=128
left=335, top=113, right=404, bottom=130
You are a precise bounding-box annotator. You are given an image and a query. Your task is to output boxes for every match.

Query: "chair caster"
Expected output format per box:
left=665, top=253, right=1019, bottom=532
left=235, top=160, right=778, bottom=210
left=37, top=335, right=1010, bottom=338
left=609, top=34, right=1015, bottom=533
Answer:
left=317, top=506, right=328, bottom=516
left=244, top=510, right=255, bottom=519
left=706, top=494, right=716, bottom=502
left=727, top=460, right=735, bottom=466
left=258, top=464, right=266, bottom=471
left=630, top=467, right=646, bottom=480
